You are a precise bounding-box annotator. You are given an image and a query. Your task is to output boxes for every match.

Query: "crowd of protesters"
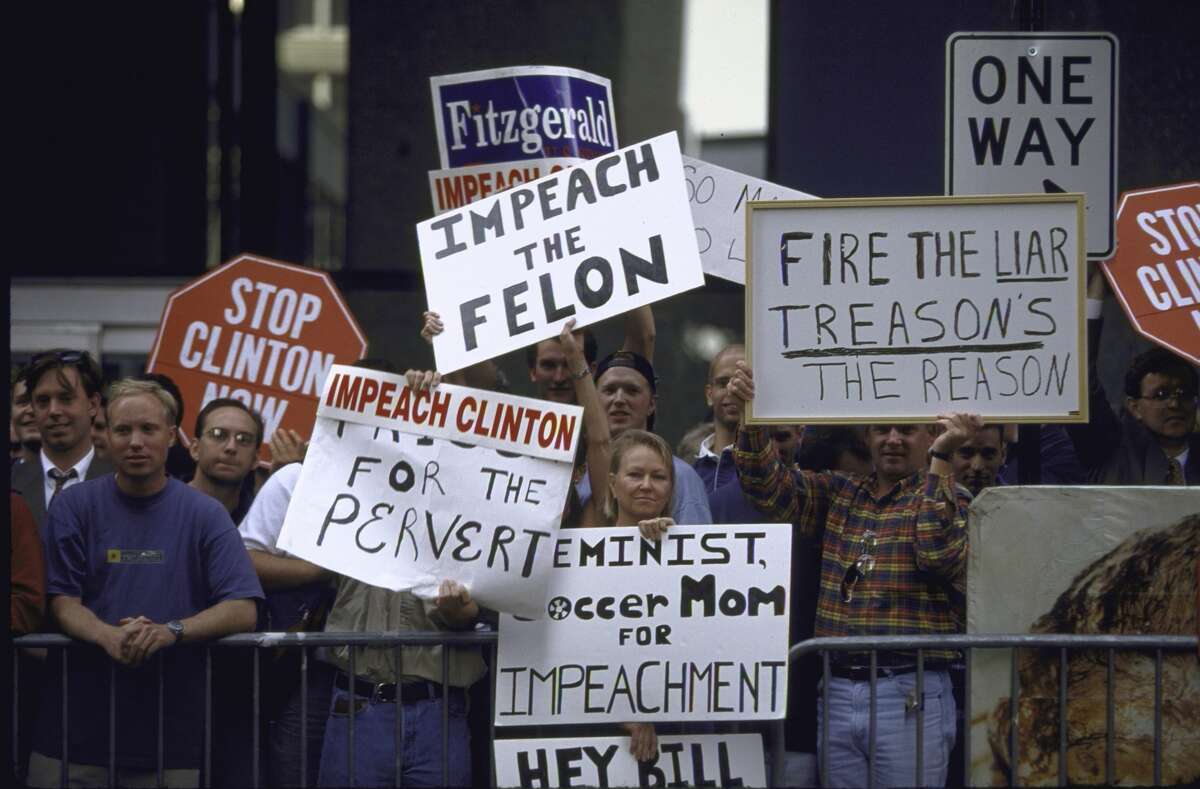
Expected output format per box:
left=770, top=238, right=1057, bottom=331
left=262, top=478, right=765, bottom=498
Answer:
left=8, top=265, right=1198, bottom=788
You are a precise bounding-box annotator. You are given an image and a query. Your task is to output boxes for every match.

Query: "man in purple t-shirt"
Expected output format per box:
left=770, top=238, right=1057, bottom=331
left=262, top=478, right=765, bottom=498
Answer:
left=30, top=379, right=262, bottom=788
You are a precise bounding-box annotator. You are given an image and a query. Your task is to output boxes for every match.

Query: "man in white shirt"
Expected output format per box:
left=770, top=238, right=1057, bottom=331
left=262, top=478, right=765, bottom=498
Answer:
left=11, top=349, right=114, bottom=530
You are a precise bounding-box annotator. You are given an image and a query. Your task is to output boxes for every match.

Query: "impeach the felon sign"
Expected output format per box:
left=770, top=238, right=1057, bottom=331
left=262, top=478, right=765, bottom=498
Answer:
left=745, top=195, right=1087, bottom=424
left=275, top=367, right=581, bottom=618
left=495, top=524, right=791, bottom=726
left=146, top=255, right=367, bottom=453
left=494, top=734, right=766, bottom=789
left=418, top=132, right=705, bottom=373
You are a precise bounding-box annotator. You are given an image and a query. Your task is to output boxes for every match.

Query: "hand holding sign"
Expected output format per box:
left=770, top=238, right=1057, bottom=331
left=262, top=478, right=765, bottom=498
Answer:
left=621, top=722, right=659, bottom=763
left=434, top=579, right=479, bottom=629
left=637, top=517, right=672, bottom=542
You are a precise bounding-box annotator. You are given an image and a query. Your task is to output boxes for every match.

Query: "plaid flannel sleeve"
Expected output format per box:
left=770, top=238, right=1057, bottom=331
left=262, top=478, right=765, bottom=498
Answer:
left=733, top=424, right=832, bottom=537
left=914, top=471, right=970, bottom=583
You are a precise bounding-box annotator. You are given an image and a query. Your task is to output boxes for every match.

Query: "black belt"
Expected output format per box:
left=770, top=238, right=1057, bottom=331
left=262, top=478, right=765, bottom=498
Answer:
left=334, top=672, right=463, bottom=705
left=829, top=652, right=950, bottom=681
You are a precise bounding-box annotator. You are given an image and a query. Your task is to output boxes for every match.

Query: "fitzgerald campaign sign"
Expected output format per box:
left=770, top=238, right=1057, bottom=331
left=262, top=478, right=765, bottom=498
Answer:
left=418, top=132, right=705, bottom=373
left=745, top=195, right=1087, bottom=423
left=682, top=155, right=815, bottom=284
left=495, top=524, right=791, bottom=726
left=146, top=254, right=367, bottom=454
left=431, top=66, right=616, bottom=169
left=494, top=734, right=766, bottom=788
left=275, top=365, right=581, bottom=618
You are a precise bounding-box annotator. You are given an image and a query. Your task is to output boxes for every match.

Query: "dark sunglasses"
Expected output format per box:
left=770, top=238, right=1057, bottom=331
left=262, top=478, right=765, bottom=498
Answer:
left=840, top=529, right=877, bottom=603
left=30, top=350, right=93, bottom=366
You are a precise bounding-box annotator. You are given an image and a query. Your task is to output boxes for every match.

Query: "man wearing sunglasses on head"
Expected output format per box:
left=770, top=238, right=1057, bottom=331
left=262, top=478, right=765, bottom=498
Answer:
left=1068, top=270, right=1198, bottom=484
left=728, top=360, right=979, bottom=788
left=187, top=397, right=264, bottom=522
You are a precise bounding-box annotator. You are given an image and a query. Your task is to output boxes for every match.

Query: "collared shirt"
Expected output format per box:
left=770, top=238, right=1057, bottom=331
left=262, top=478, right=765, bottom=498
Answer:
left=693, top=433, right=738, bottom=493
left=734, top=425, right=969, bottom=661
left=323, top=577, right=488, bottom=688
left=41, top=445, right=95, bottom=505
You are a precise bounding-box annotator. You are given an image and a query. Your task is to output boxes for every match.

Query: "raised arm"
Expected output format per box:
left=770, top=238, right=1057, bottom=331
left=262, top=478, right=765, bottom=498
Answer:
left=560, top=320, right=611, bottom=526
left=1065, top=270, right=1123, bottom=477
left=621, top=305, right=656, bottom=363
left=728, top=361, right=830, bottom=534
left=919, top=413, right=978, bottom=581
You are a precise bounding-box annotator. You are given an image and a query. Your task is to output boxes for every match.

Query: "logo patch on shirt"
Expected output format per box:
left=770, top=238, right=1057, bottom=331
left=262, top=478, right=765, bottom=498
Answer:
left=106, top=549, right=165, bottom=564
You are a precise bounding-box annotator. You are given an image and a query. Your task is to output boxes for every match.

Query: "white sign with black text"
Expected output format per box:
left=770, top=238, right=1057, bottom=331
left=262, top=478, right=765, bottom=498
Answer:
left=276, top=369, right=580, bottom=618
left=682, top=156, right=815, bottom=284
left=495, top=524, right=791, bottom=726
left=745, top=195, right=1086, bottom=423
left=947, top=32, right=1118, bottom=258
left=417, top=132, right=705, bottom=373
left=494, top=734, right=766, bottom=788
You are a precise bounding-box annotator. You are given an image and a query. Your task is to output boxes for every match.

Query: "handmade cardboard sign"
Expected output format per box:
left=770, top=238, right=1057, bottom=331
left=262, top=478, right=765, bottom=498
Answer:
left=430, top=66, right=617, bottom=169
left=146, top=254, right=367, bottom=456
left=494, top=734, right=766, bottom=788
left=682, top=155, right=815, bottom=284
left=275, top=367, right=580, bottom=618
left=418, top=132, right=705, bottom=373
left=745, top=194, right=1087, bottom=423
left=495, top=524, right=791, bottom=725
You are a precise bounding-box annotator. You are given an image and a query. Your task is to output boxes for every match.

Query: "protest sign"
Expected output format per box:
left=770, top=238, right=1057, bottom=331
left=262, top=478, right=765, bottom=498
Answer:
left=966, top=487, right=1199, bottom=785
left=430, top=66, right=617, bottom=169
left=495, top=524, right=791, bottom=726
left=494, top=734, right=766, bottom=788
left=1102, top=181, right=1200, bottom=365
left=682, top=155, right=815, bottom=284
left=429, top=158, right=580, bottom=214
left=146, top=254, right=367, bottom=456
left=745, top=194, right=1086, bottom=423
left=418, top=132, right=705, bottom=373
left=275, top=367, right=580, bottom=618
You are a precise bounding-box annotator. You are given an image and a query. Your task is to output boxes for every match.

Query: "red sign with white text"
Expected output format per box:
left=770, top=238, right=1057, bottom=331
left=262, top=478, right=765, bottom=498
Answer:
left=1102, top=182, right=1200, bottom=365
left=146, top=254, right=368, bottom=457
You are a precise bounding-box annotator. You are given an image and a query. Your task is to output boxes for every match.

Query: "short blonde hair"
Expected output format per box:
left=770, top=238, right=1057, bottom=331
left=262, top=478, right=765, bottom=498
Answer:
left=604, top=429, right=675, bottom=522
left=106, top=378, right=178, bottom=426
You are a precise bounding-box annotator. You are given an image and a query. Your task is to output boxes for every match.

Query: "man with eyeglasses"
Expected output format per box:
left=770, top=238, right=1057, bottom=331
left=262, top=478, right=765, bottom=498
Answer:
left=187, top=397, right=263, bottom=522
left=1068, top=271, right=1199, bottom=484
left=728, top=360, right=980, bottom=787
left=11, top=350, right=115, bottom=531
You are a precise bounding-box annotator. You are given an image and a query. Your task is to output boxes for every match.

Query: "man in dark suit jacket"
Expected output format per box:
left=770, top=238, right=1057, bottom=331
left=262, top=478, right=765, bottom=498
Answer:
left=10, top=350, right=114, bottom=530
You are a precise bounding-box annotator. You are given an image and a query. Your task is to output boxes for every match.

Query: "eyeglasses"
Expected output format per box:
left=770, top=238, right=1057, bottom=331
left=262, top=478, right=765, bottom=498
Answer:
left=202, top=426, right=258, bottom=447
left=1137, top=387, right=1198, bottom=405
left=841, top=529, right=877, bottom=603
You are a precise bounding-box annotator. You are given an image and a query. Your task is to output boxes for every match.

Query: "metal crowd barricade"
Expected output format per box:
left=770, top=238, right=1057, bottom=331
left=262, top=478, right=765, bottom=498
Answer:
left=14, top=631, right=1198, bottom=788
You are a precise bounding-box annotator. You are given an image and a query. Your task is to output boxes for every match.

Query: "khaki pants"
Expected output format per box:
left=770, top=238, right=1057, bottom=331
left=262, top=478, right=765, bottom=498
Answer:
left=27, top=752, right=199, bottom=788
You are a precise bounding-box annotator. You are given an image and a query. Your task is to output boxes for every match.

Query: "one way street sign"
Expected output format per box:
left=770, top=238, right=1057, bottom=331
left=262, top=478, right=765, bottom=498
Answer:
left=946, top=32, right=1118, bottom=259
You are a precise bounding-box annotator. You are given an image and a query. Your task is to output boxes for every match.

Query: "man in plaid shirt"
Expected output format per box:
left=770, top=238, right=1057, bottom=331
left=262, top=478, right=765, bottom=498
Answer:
left=729, top=361, right=979, bottom=788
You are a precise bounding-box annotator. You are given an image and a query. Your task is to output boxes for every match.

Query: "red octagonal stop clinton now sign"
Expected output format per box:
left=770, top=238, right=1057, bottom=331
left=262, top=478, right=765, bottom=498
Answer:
left=147, top=254, right=368, bottom=456
left=1101, top=182, right=1200, bottom=365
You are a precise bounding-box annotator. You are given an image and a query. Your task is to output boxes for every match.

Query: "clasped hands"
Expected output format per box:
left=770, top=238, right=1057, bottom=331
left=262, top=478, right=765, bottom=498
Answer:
left=101, top=616, right=178, bottom=667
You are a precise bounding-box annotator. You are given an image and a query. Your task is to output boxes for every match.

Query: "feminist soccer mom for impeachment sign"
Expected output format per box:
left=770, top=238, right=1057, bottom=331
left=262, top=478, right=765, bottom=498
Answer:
left=495, top=524, right=791, bottom=726
left=146, top=254, right=367, bottom=453
left=418, top=132, right=705, bottom=373
left=745, top=195, right=1086, bottom=423
left=275, top=365, right=581, bottom=618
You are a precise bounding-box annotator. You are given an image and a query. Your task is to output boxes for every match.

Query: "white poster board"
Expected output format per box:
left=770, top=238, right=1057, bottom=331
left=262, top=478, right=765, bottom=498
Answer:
left=745, top=195, right=1086, bottom=423
left=495, top=524, right=791, bottom=726
left=494, top=734, right=766, bottom=788
left=276, top=367, right=580, bottom=618
left=682, top=155, right=815, bottom=284
left=417, top=132, right=705, bottom=373
left=966, top=487, right=1199, bottom=786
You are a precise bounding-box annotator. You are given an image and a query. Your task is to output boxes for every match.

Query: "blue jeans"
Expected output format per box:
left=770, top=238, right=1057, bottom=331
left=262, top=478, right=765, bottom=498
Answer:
left=817, top=670, right=956, bottom=788
left=317, top=683, right=470, bottom=788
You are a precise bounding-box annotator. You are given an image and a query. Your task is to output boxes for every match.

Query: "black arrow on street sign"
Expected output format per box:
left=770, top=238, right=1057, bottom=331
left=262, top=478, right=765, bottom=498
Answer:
left=1042, top=178, right=1066, bottom=193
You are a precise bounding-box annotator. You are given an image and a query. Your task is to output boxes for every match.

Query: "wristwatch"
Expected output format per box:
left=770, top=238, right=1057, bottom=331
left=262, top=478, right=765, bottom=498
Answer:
left=570, top=367, right=590, bottom=380
left=928, top=449, right=951, bottom=462
left=166, top=620, right=185, bottom=644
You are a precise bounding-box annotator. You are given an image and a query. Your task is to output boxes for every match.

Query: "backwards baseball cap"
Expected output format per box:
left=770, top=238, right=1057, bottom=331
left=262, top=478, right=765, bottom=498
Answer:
left=594, top=350, right=657, bottom=393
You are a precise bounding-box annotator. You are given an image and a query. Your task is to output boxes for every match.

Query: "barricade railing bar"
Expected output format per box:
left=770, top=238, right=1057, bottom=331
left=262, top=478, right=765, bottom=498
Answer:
left=13, top=632, right=1197, bottom=788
